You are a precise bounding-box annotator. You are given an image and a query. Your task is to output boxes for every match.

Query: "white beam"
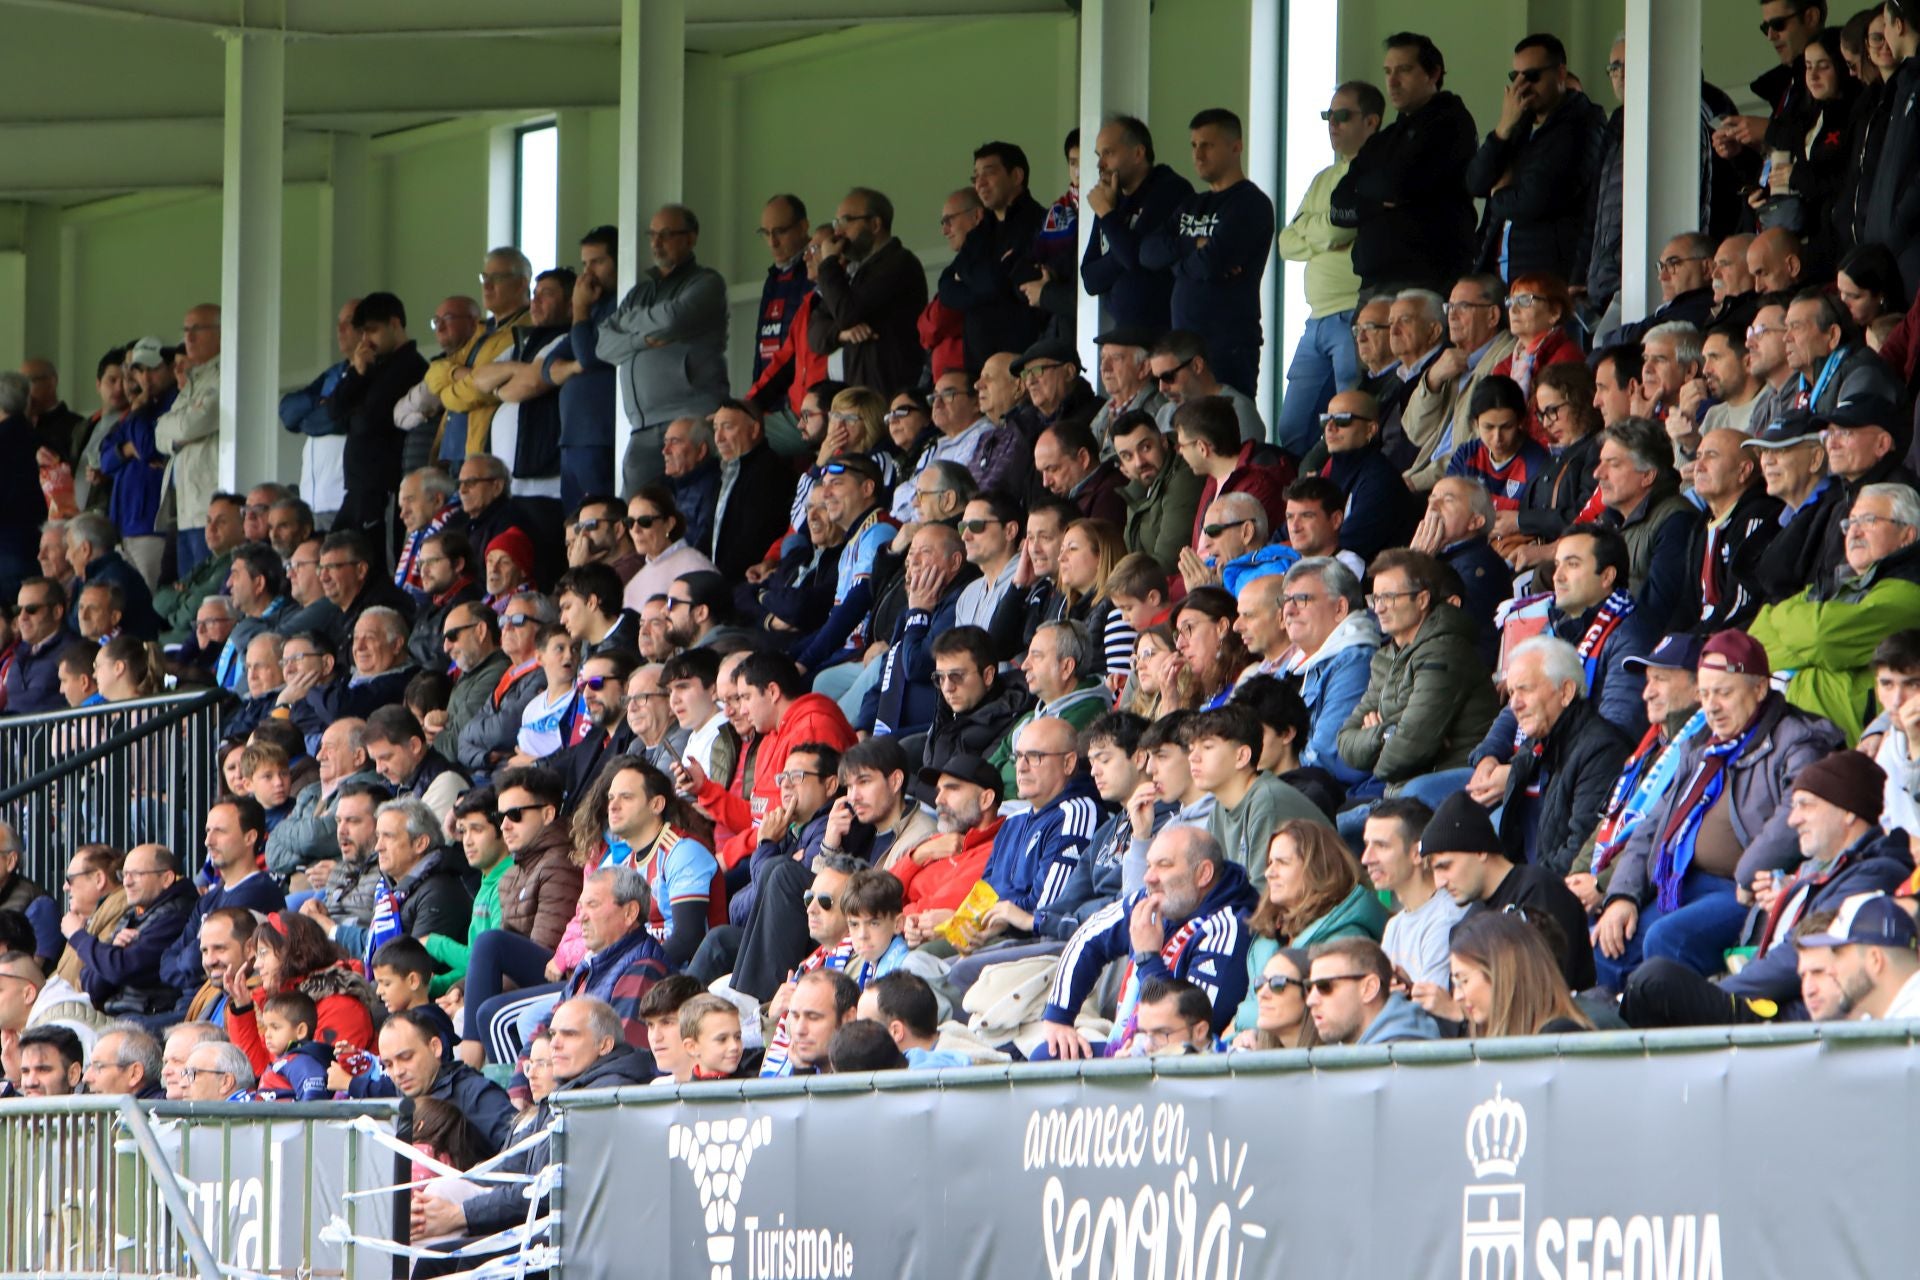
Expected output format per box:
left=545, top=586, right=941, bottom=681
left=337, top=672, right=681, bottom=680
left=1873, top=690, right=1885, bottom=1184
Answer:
left=1621, top=0, right=1701, bottom=324
left=217, top=29, right=285, bottom=495
left=1074, top=0, right=1150, bottom=374
left=614, top=0, right=685, bottom=493
left=1275, top=0, right=1340, bottom=450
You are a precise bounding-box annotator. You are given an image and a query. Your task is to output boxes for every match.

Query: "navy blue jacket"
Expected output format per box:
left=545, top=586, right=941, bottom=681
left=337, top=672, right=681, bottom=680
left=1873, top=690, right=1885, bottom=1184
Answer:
left=1323, top=445, right=1420, bottom=561
left=67, top=877, right=197, bottom=1012
left=867, top=575, right=967, bottom=738
left=84, top=549, right=165, bottom=641
left=159, top=872, right=288, bottom=995
left=1080, top=164, right=1192, bottom=332
left=550, top=292, right=618, bottom=449
left=1140, top=179, right=1275, bottom=364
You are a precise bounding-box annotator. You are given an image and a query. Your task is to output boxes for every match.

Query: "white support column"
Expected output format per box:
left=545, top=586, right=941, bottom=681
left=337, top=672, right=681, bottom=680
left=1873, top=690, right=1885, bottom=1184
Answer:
left=1621, top=0, right=1701, bottom=325
left=1274, top=0, right=1341, bottom=446
left=614, top=0, right=685, bottom=493
left=1073, top=0, right=1150, bottom=375
left=1247, top=0, right=1284, bottom=429
left=217, top=28, right=285, bottom=495
left=323, top=132, right=370, bottom=363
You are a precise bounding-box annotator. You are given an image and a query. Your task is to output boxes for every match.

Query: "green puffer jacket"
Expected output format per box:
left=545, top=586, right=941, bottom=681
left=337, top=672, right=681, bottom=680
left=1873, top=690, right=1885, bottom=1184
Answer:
left=1235, top=883, right=1389, bottom=1030
left=1335, top=602, right=1499, bottom=790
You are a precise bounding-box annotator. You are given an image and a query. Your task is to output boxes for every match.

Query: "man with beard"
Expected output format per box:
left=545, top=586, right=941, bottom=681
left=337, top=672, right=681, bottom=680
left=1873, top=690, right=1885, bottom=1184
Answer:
left=811, top=187, right=927, bottom=397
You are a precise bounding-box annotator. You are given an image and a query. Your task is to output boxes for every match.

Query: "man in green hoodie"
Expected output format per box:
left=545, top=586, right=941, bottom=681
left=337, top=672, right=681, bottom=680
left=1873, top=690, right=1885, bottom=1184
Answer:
left=418, top=786, right=512, bottom=996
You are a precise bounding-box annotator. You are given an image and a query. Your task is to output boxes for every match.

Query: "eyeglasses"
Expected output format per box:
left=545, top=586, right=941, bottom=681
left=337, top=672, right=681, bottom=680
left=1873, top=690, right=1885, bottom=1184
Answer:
left=938, top=211, right=976, bottom=230
left=755, top=222, right=799, bottom=240
left=63, top=870, right=94, bottom=885
left=828, top=411, right=865, bottom=425
left=457, top=476, right=501, bottom=490
left=1759, top=14, right=1798, bottom=35
left=1657, top=255, right=1707, bottom=275
left=1262, top=974, right=1306, bottom=994
left=931, top=669, right=977, bottom=687
left=1443, top=300, right=1497, bottom=316
left=1012, top=749, right=1070, bottom=766
left=626, top=691, right=671, bottom=706
left=1747, top=323, right=1787, bottom=339
left=931, top=387, right=970, bottom=402
left=1537, top=402, right=1569, bottom=423
left=1351, top=320, right=1390, bottom=336
left=806, top=893, right=836, bottom=911
left=477, top=271, right=524, bottom=286
left=1020, top=362, right=1065, bottom=381
left=1281, top=591, right=1326, bottom=608
left=1606, top=59, right=1626, bottom=74
left=834, top=213, right=877, bottom=227
left=821, top=461, right=870, bottom=478
left=1841, top=513, right=1913, bottom=532
left=1153, top=357, right=1195, bottom=385
left=1304, top=973, right=1371, bottom=997
left=429, top=314, right=463, bottom=330
left=498, top=805, right=549, bottom=825
left=775, top=769, right=826, bottom=785
left=1200, top=520, right=1250, bottom=539
left=281, top=651, right=322, bottom=666
left=194, top=617, right=231, bottom=632
left=1319, top=108, right=1356, bottom=123
left=415, top=554, right=448, bottom=569
left=666, top=597, right=693, bottom=610
left=318, top=559, right=361, bottom=573
left=1509, top=293, right=1542, bottom=310
left=1506, top=65, right=1554, bottom=84
left=1366, top=589, right=1424, bottom=607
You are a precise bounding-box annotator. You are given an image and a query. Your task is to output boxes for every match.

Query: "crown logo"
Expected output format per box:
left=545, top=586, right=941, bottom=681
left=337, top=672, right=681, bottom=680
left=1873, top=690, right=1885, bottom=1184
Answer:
left=1464, top=1085, right=1527, bottom=1179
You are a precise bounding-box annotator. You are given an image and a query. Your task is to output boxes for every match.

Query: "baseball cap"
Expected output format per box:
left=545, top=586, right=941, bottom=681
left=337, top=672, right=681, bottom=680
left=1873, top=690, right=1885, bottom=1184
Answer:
left=1795, top=892, right=1918, bottom=950
left=127, top=336, right=168, bottom=369
left=1815, top=393, right=1903, bottom=433
left=1699, top=629, right=1769, bottom=678
left=918, top=752, right=1003, bottom=802
left=1624, top=632, right=1704, bottom=674
left=1742, top=411, right=1821, bottom=450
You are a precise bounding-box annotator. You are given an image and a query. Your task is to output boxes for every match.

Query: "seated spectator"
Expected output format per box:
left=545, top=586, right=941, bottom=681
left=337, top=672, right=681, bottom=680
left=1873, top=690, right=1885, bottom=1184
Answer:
left=1355, top=798, right=1458, bottom=989
left=988, top=621, right=1111, bottom=794
left=840, top=868, right=909, bottom=986
left=152, top=493, right=245, bottom=645
left=316, top=530, right=417, bottom=652
left=1039, top=826, right=1258, bottom=1060
left=1281, top=476, right=1368, bottom=581
left=1165, top=588, right=1250, bottom=714
left=729, top=741, right=852, bottom=927
left=1445, top=376, right=1549, bottom=512
left=662, top=648, right=736, bottom=787
left=1783, top=290, right=1902, bottom=418
left=94, top=634, right=164, bottom=703
left=254, top=991, right=333, bottom=1100
left=81, top=1022, right=165, bottom=1098
left=985, top=495, right=1076, bottom=663
left=482, top=529, right=536, bottom=615
left=1447, top=909, right=1593, bottom=1038
left=1336, top=550, right=1499, bottom=814
left=63, top=840, right=194, bottom=1020
left=1494, top=636, right=1636, bottom=874
left=373, top=1005, right=517, bottom=1158
left=1489, top=275, right=1584, bottom=418
left=169, top=908, right=259, bottom=1027
left=363, top=705, right=470, bottom=824
left=969, top=717, right=1101, bottom=932
left=157, top=799, right=286, bottom=1003
left=1304, top=937, right=1441, bottom=1046
left=1172, top=397, right=1286, bottom=553
left=369, top=935, right=456, bottom=1053
left=75, top=581, right=125, bottom=645
left=677, top=994, right=747, bottom=1081
left=3, top=577, right=68, bottom=713
left=218, top=542, right=293, bottom=692
left=1810, top=392, right=1919, bottom=590
left=1401, top=274, right=1517, bottom=493
left=266, top=719, right=375, bottom=883
left=834, top=737, right=937, bottom=869
left=1136, top=709, right=1214, bottom=838
left=54, top=642, right=101, bottom=708
left=1128, top=976, right=1218, bottom=1057
left=556, top=562, right=640, bottom=659
left=1593, top=417, right=1700, bottom=631
left=181, top=1039, right=256, bottom=1102
left=63, top=511, right=164, bottom=640
left=1495, top=362, right=1604, bottom=569
left=434, top=603, right=511, bottom=760
left=1624, top=749, right=1913, bottom=1027
left=1596, top=630, right=1842, bottom=988
left=621, top=486, right=715, bottom=616
left=1191, top=703, right=1327, bottom=871
left=1151, top=330, right=1265, bottom=444
left=859, top=970, right=974, bottom=1069
left=867, top=522, right=973, bottom=738
left=276, top=535, right=341, bottom=640
left=404, top=530, right=481, bottom=672
left=915, top=627, right=1027, bottom=785
left=224, top=911, right=377, bottom=1079
left=1183, top=493, right=1295, bottom=599
left=894, top=757, right=1007, bottom=940
left=1237, top=817, right=1385, bottom=1033
left=1314, top=389, right=1421, bottom=560
left=1747, top=410, right=1846, bottom=604
left=1677, top=427, right=1784, bottom=632
left=1752, top=482, right=1920, bottom=743
left=1408, top=476, right=1511, bottom=664
left=1035, top=419, right=1127, bottom=527
left=1422, top=791, right=1594, bottom=989
left=1794, top=891, right=1920, bottom=1020
left=776, top=968, right=859, bottom=1078
left=1371, top=291, right=1449, bottom=467
left=473, top=766, right=584, bottom=1003
left=1113, top=412, right=1198, bottom=571
left=513, top=626, right=580, bottom=763
left=454, top=592, right=555, bottom=778
left=1227, top=947, right=1315, bottom=1051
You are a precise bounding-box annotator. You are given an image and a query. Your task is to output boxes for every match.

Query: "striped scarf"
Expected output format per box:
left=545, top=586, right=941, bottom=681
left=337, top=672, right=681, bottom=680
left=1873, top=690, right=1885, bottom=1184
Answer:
left=1650, top=714, right=1763, bottom=912
left=394, top=502, right=460, bottom=594
left=1573, top=591, right=1635, bottom=690
left=759, top=938, right=857, bottom=1078
left=364, top=878, right=403, bottom=968
left=1107, top=916, right=1203, bottom=1053
left=1592, top=709, right=1706, bottom=874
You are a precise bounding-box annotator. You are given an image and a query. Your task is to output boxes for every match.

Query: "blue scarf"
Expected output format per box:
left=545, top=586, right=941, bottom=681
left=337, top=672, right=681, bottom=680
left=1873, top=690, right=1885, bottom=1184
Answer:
left=1649, top=715, right=1762, bottom=911
left=1573, top=590, right=1635, bottom=691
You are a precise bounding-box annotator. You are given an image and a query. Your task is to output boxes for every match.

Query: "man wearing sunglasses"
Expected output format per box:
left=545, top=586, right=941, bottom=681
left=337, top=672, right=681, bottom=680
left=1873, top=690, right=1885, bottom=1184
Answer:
left=1465, top=34, right=1602, bottom=284
left=1712, top=1, right=1826, bottom=163
left=1, top=576, right=67, bottom=714
left=1276, top=83, right=1381, bottom=457
left=1304, top=937, right=1440, bottom=1046
left=1318, top=389, right=1423, bottom=560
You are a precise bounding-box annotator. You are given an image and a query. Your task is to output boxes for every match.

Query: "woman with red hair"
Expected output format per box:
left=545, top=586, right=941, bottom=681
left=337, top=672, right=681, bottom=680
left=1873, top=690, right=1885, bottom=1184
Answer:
left=224, top=910, right=379, bottom=1077
left=1492, top=273, right=1583, bottom=442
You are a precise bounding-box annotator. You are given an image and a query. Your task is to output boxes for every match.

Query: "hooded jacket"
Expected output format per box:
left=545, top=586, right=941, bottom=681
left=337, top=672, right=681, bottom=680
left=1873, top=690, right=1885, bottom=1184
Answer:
left=1336, top=603, right=1499, bottom=790
left=1044, top=859, right=1260, bottom=1036
left=1356, top=992, right=1445, bottom=1045
left=1081, top=163, right=1193, bottom=332
left=1466, top=89, right=1606, bottom=282
left=982, top=773, right=1104, bottom=916
left=1297, top=610, right=1382, bottom=787
left=68, top=877, right=197, bottom=1014
left=1329, top=90, right=1480, bottom=290
left=917, top=685, right=1029, bottom=795
left=1722, top=825, right=1915, bottom=1015
left=988, top=679, right=1114, bottom=796
left=260, top=1039, right=334, bottom=1102
left=1606, top=692, right=1844, bottom=907
left=695, top=691, right=857, bottom=869
left=1235, top=882, right=1388, bottom=1030
left=498, top=819, right=584, bottom=951
left=1498, top=697, right=1636, bottom=876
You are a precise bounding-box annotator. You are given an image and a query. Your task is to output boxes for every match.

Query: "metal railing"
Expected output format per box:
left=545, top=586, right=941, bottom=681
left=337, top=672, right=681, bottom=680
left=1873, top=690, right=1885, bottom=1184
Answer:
left=0, top=688, right=230, bottom=887
left=0, top=1096, right=396, bottom=1279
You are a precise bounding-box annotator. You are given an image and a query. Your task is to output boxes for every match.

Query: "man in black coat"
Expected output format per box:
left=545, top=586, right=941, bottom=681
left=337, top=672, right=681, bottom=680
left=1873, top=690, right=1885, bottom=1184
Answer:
left=1497, top=638, right=1634, bottom=877
left=1746, top=412, right=1847, bottom=605
left=709, top=399, right=797, bottom=584
left=811, top=187, right=928, bottom=398
left=331, top=293, right=429, bottom=538
left=1674, top=427, right=1782, bottom=632
left=938, top=141, right=1047, bottom=371
left=1466, top=35, right=1605, bottom=283
left=1330, top=32, right=1479, bottom=292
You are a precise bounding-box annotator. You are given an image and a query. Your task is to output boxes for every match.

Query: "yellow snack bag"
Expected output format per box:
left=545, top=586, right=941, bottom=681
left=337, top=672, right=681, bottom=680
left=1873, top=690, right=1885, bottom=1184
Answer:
left=937, top=880, right=1000, bottom=952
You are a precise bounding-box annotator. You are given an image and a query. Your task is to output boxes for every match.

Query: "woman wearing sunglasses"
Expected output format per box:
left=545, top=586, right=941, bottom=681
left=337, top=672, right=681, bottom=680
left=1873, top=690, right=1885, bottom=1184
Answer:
left=621, top=484, right=714, bottom=616
left=1233, top=818, right=1385, bottom=1032
left=1229, top=947, right=1317, bottom=1051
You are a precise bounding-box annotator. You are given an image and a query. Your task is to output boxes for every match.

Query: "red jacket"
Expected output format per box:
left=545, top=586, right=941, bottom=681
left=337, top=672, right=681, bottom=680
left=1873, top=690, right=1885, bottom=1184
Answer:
left=697, top=693, right=856, bottom=868
left=747, top=292, right=831, bottom=416
left=1192, top=443, right=1292, bottom=546
left=1492, top=326, right=1585, bottom=447
left=918, top=297, right=966, bottom=382
left=890, top=817, right=1004, bottom=916
left=226, top=963, right=378, bottom=1076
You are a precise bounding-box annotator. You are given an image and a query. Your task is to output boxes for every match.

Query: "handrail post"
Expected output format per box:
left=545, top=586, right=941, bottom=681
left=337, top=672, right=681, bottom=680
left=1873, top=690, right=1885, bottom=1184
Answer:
left=115, top=1098, right=228, bottom=1280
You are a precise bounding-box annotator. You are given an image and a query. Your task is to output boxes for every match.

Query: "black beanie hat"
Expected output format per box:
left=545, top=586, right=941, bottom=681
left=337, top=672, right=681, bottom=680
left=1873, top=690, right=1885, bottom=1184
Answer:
left=1418, top=791, right=1506, bottom=859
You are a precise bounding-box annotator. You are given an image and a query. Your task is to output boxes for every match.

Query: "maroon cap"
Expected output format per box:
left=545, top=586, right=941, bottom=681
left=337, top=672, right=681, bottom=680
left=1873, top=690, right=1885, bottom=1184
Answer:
left=1698, top=629, right=1770, bottom=679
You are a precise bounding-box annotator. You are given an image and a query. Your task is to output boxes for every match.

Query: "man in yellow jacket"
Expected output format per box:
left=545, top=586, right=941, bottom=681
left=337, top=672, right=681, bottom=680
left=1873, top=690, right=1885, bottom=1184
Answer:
left=1275, top=82, right=1381, bottom=457
left=425, top=248, right=531, bottom=464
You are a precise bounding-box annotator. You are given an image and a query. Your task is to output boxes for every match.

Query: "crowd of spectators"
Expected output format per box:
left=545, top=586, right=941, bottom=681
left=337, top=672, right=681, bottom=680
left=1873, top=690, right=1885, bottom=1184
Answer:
left=10, top=2, right=1920, bottom=1263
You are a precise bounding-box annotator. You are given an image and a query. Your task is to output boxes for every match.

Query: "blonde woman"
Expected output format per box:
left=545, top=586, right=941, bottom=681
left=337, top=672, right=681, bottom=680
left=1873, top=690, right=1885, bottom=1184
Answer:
left=1054, top=518, right=1134, bottom=682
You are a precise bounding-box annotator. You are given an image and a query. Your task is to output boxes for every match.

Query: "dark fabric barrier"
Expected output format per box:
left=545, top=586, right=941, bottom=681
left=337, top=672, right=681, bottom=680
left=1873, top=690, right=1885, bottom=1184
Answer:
left=553, top=1024, right=1920, bottom=1280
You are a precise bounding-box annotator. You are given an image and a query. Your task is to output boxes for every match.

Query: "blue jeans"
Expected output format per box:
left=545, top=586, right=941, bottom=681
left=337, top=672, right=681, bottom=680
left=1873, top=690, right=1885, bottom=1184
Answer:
left=1277, top=309, right=1358, bottom=457
left=1336, top=769, right=1476, bottom=847
left=463, top=929, right=555, bottom=1025
left=560, top=445, right=615, bottom=511
left=176, top=527, right=210, bottom=579
left=1592, top=868, right=1749, bottom=993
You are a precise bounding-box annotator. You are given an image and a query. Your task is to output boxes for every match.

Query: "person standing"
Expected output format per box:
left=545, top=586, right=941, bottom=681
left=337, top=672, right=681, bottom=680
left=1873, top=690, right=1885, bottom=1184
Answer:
left=1081, top=115, right=1192, bottom=333
left=155, top=304, right=221, bottom=577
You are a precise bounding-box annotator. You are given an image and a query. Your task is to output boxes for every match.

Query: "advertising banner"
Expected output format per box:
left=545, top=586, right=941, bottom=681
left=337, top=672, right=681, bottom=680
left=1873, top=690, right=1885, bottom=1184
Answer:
left=557, top=1033, right=1920, bottom=1280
